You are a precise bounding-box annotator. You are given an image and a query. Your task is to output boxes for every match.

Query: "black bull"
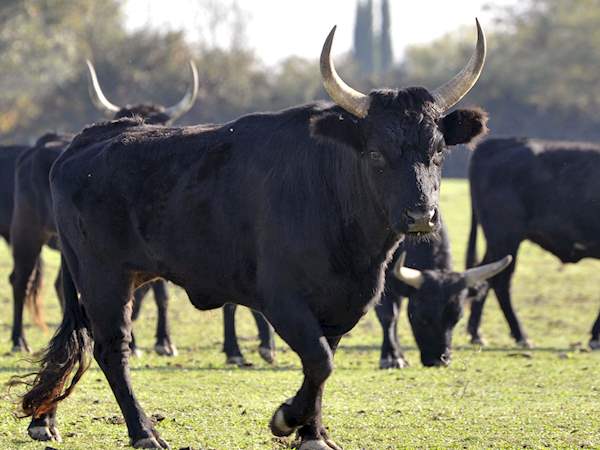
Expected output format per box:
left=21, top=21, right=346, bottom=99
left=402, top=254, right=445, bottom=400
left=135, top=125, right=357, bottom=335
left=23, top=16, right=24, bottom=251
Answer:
left=15, top=24, right=488, bottom=449
left=467, top=137, right=600, bottom=349
left=8, top=131, right=175, bottom=355
left=6, top=60, right=275, bottom=362
left=376, top=216, right=511, bottom=368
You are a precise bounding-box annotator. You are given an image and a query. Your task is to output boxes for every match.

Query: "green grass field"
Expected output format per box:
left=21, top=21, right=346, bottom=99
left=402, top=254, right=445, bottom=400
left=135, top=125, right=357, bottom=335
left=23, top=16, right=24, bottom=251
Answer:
left=1, top=179, right=600, bottom=449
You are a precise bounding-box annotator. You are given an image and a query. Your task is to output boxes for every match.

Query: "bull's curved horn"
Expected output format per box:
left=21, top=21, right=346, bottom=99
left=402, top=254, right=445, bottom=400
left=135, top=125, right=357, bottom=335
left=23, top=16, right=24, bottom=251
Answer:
left=464, top=255, right=512, bottom=287
left=85, top=59, right=121, bottom=116
left=320, top=26, right=370, bottom=119
left=393, top=252, right=424, bottom=289
left=164, top=60, right=199, bottom=123
left=431, top=18, right=486, bottom=113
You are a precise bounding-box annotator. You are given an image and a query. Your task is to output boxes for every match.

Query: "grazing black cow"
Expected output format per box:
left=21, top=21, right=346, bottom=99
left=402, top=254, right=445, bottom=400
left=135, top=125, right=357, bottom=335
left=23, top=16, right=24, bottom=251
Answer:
left=16, top=22, right=488, bottom=449
left=466, top=137, right=600, bottom=349
left=7, top=60, right=200, bottom=355
left=376, top=216, right=511, bottom=368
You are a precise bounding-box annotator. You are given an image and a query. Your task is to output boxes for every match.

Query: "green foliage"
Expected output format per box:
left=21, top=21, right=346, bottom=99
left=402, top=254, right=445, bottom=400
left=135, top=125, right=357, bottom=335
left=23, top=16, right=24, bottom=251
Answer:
left=2, top=180, right=600, bottom=448
left=404, top=0, right=600, bottom=159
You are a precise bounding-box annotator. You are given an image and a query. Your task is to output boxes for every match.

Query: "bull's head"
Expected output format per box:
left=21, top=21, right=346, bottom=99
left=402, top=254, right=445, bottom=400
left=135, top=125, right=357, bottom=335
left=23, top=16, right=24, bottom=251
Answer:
left=394, top=253, right=512, bottom=366
left=312, top=20, right=488, bottom=236
left=85, top=60, right=199, bottom=125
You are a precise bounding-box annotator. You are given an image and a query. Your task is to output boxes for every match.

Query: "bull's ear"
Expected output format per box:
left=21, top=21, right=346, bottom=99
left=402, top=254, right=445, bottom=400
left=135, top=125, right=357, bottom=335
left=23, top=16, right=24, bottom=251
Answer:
left=440, top=107, right=489, bottom=148
left=310, top=112, right=363, bottom=151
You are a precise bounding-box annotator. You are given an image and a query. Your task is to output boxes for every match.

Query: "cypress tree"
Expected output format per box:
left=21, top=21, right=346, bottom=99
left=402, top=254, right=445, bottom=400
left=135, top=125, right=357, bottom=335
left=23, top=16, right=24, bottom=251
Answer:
left=380, top=0, right=393, bottom=72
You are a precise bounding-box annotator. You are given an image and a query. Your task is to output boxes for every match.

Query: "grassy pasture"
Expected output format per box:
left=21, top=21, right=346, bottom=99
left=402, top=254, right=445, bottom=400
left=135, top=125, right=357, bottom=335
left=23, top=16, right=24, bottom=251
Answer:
left=1, top=179, right=600, bottom=449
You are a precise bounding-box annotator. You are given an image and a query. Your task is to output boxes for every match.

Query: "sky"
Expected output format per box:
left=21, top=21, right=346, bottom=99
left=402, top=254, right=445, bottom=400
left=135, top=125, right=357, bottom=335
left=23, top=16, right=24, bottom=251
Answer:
left=124, top=0, right=517, bottom=66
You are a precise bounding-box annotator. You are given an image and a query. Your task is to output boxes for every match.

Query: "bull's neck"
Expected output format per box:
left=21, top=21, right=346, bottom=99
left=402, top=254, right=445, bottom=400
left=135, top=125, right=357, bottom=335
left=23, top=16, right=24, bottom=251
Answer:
left=327, top=154, right=400, bottom=276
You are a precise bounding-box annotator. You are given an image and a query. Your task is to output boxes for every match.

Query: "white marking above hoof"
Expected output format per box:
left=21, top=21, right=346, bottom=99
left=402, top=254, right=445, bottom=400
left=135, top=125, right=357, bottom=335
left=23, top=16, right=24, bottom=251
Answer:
left=270, top=409, right=294, bottom=437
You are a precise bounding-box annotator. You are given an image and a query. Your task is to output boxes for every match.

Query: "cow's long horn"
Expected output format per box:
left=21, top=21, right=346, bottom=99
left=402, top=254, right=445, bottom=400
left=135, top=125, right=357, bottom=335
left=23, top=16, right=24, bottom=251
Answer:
left=164, top=60, right=199, bottom=123
left=320, top=26, right=370, bottom=119
left=464, top=255, right=512, bottom=287
left=86, top=59, right=121, bottom=116
left=393, top=252, right=424, bottom=289
left=431, top=19, right=486, bottom=113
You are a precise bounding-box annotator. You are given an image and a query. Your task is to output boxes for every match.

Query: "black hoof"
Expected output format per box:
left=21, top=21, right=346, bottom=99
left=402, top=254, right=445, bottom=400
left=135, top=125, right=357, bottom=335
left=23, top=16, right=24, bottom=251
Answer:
left=226, top=355, right=252, bottom=367
left=589, top=339, right=600, bottom=350
left=28, top=425, right=61, bottom=442
left=470, top=336, right=486, bottom=346
left=379, top=356, right=409, bottom=369
left=11, top=337, right=31, bottom=353
left=298, top=439, right=342, bottom=450
left=258, top=346, right=275, bottom=364
left=132, top=436, right=170, bottom=449
left=516, top=338, right=533, bottom=349
left=155, top=339, right=178, bottom=357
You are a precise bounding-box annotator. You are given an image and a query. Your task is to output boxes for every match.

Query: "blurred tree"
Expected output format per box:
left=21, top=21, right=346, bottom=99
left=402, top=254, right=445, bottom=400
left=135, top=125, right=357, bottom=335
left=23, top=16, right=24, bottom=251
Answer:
left=353, top=0, right=374, bottom=77
left=378, top=0, right=393, bottom=73
left=0, top=0, right=125, bottom=140
left=403, top=0, right=600, bottom=176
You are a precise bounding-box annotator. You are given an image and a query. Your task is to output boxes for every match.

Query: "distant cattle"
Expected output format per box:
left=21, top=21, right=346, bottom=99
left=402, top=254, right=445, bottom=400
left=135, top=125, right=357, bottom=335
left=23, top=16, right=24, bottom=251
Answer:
left=377, top=216, right=511, bottom=368
left=16, top=22, right=488, bottom=449
left=0, top=145, right=29, bottom=243
left=7, top=60, right=200, bottom=355
left=467, top=137, right=600, bottom=349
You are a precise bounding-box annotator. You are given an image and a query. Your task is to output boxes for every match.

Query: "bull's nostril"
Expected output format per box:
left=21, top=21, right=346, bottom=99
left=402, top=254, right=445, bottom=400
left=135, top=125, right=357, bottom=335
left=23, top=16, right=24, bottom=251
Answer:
left=406, top=208, right=436, bottom=224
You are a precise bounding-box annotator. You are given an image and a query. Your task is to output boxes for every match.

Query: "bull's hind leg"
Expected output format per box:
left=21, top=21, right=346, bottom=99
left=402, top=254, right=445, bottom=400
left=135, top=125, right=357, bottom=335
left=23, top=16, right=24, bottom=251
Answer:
left=84, top=274, right=169, bottom=449
left=265, top=301, right=339, bottom=449
left=9, top=233, right=45, bottom=352
left=375, top=294, right=408, bottom=369
left=150, top=281, right=176, bottom=356
left=252, top=309, right=275, bottom=364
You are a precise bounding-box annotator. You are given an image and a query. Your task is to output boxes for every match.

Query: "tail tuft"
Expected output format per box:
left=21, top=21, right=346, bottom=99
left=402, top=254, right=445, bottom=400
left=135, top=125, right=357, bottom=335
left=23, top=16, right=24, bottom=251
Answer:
left=8, top=257, right=92, bottom=418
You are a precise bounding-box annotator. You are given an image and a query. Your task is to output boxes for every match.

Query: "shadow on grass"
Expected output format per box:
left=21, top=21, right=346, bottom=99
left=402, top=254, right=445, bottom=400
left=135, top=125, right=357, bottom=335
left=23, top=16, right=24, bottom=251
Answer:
left=336, top=343, right=587, bottom=354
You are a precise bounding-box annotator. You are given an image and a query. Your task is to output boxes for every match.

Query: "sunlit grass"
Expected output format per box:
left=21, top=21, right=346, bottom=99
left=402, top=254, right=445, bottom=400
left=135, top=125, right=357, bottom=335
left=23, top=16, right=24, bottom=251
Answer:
left=1, top=179, right=599, bottom=449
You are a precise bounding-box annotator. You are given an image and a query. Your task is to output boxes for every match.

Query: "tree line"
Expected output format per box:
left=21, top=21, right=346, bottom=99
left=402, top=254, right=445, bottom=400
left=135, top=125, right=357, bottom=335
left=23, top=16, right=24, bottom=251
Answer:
left=2, top=0, right=600, bottom=177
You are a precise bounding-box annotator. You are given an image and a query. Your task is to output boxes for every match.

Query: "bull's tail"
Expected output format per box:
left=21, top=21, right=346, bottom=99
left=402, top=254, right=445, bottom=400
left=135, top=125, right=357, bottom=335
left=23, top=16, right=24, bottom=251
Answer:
left=25, top=258, right=46, bottom=332
left=466, top=190, right=479, bottom=269
left=9, top=256, right=92, bottom=418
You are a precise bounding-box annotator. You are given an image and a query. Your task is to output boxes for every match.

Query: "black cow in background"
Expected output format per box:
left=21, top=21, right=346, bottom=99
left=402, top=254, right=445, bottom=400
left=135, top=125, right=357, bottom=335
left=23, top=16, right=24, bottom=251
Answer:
left=376, top=216, right=511, bottom=368
left=14, top=22, right=490, bottom=449
left=466, top=137, right=600, bottom=349
left=1, top=145, right=47, bottom=334
left=87, top=60, right=276, bottom=363
left=7, top=60, right=200, bottom=355
left=0, top=145, right=29, bottom=243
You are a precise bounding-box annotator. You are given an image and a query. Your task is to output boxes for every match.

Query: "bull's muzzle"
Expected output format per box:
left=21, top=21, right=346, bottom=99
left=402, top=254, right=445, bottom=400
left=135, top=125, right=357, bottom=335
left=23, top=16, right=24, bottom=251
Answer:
left=406, top=208, right=437, bottom=233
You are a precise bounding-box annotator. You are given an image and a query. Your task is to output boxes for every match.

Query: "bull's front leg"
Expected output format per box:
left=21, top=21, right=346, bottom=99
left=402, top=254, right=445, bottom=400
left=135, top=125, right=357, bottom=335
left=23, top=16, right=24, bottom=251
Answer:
left=264, top=301, right=340, bottom=450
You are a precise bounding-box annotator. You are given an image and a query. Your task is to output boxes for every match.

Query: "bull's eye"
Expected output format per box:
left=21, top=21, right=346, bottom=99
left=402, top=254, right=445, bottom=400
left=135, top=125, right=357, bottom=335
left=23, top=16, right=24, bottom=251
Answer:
left=369, top=151, right=385, bottom=164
